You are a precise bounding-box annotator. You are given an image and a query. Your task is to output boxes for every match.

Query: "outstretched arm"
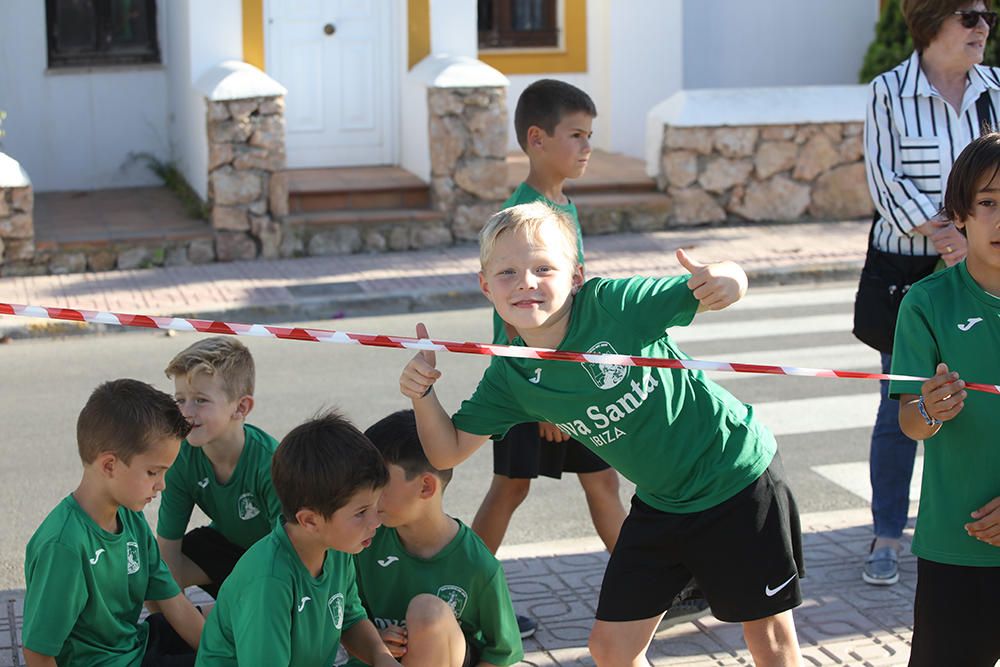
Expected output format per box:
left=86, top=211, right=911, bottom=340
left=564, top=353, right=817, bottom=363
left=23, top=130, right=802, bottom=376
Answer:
left=676, top=249, right=748, bottom=313
left=400, top=323, right=491, bottom=469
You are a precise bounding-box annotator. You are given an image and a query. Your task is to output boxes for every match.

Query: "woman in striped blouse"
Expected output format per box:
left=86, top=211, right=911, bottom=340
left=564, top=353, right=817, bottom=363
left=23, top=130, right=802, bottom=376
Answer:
left=862, top=0, right=1000, bottom=589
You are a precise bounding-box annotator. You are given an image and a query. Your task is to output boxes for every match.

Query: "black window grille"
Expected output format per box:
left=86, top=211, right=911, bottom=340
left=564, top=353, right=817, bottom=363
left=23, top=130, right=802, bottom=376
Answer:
left=478, top=0, right=559, bottom=49
left=46, top=0, right=160, bottom=68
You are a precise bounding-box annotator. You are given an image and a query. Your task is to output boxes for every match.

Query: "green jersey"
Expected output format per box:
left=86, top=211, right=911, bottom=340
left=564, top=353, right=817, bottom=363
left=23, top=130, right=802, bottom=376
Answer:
left=23, top=495, right=181, bottom=666
left=889, top=262, right=1000, bottom=567
left=456, top=276, right=777, bottom=513
left=157, top=423, right=281, bottom=550
left=196, top=522, right=366, bottom=667
left=494, top=183, right=586, bottom=345
left=347, top=522, right=523, bottom=667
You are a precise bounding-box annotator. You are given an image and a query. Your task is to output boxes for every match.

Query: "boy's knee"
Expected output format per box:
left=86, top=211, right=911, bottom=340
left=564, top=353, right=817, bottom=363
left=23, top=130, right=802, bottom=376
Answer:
left=588, top=624, right=622, bottom=666
left=406, top=594, right=456, bottom=633
left=493, top=476, right=531, bottom=504
left=580, top=469, right=620, bottom=497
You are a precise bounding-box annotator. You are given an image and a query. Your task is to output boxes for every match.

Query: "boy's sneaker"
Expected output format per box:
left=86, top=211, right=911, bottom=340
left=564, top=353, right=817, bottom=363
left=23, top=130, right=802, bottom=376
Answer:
left=516, top=614, right=537, bottom=639
left=658, top=583, right=711, bottom=630
left=862, top=542, right=900, bottom=586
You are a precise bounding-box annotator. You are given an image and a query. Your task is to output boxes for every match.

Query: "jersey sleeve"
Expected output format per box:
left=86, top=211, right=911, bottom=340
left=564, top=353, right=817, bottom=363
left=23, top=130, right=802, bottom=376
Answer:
left=231, top=576, right=294, bottom=666
left=474, top=567, right=524, bottom=666
left=156, top=456, right=195, bottom=541
left=22, top=542, right=87, bottom=657
left=889, top=288, right=938, bottom=399
left=592, top=276, right=699, bottom=342
left=142, top=517, right=182, bottom=601
left=452, top=360, right=528, bottom=439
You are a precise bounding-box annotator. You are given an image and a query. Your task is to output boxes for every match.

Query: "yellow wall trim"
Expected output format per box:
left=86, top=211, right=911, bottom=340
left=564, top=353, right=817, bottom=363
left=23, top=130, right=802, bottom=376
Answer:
left=408, top=0, right=431, bottom=69
left=242, top=0, right=265, bottom=71
left=478, top=0, right=587, bottom=75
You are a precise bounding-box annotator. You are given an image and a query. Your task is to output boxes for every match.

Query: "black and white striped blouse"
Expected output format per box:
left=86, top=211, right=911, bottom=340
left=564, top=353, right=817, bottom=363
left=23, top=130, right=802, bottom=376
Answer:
left=864, top=51, right=1000, bottom=256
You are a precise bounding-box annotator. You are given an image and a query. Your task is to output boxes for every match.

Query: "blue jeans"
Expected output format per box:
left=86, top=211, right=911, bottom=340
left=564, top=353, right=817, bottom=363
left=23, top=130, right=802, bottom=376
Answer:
left=869, top=352, right=918, bottom=539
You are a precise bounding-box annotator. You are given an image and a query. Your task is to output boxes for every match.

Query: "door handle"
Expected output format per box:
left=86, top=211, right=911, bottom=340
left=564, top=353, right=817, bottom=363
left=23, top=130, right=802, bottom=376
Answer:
left=323, top=23, right=336, bottom=36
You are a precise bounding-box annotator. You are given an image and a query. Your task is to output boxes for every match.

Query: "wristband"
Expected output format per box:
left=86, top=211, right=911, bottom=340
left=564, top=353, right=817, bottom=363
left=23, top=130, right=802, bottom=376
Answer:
left=917, top=395, right=942, bottom=426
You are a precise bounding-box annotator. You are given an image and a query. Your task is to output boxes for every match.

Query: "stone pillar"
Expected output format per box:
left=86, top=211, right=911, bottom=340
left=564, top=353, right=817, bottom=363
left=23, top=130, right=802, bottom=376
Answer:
left=196, top=61, right=288, bottom=262
left=0, top=152, right=34, bottom=273
left=205, top=95, right=286, bottom=261
left=429, top=87, right=509, bottom=242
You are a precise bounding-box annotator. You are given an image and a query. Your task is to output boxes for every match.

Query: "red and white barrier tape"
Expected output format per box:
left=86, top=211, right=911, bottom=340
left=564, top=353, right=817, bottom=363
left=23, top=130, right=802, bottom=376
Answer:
left=2, top=302, right=998, bottom=395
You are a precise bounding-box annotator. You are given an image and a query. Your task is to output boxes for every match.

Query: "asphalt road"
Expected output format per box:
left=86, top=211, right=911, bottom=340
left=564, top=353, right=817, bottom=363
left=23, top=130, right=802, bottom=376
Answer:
left=0, top=281, right=893, bottom=589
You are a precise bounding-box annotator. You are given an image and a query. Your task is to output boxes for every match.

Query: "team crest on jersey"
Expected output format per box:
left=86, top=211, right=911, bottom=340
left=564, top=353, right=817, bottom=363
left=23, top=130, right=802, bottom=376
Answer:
left=436, top=585, right=468, bottom=618
left=237, top=493, right=261, bottom=520
left=328, top=593, right=345, bottom=629
left=126, top=541, right=141, bottom=575
left=582, top=341, right=627, bottom=390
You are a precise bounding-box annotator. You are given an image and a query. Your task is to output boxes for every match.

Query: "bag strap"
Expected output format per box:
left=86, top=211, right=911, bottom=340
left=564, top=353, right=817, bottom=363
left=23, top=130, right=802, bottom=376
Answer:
left=976, top=88, right=994, bottom=134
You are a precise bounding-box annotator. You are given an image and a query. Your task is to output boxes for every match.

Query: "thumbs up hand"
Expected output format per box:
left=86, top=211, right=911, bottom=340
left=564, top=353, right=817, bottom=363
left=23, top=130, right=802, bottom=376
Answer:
left=676, top=248, right=748, bottom=312
left=399, top=322, right=443, bottom=400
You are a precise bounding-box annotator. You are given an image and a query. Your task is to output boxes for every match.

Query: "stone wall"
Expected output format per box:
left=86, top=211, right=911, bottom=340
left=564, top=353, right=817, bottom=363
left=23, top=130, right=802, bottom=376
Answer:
left=659, top=122, right=872, bottom=224
left=206, top=95, right=286, bottom=261
left=428, top=86, right=509, bottom=242
left=0, top=183, right=33, bottom=269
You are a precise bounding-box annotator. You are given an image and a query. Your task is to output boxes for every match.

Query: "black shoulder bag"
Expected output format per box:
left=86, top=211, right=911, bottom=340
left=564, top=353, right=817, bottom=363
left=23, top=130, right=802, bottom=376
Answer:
left=852, top=91, right=991, bottom=354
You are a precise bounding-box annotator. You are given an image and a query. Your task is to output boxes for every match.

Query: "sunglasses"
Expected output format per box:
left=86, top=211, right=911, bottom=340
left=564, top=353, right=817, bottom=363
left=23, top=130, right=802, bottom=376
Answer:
left=955, top=10, right=998, bottom=29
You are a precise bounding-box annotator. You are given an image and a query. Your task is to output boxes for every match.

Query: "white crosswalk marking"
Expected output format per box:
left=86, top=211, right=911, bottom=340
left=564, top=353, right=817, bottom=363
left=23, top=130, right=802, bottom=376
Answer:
left=753, top=394, right=879, bottom=437
left=813, top=457, right=924, bottom=502
left=670, top=313, right=853, bottom=344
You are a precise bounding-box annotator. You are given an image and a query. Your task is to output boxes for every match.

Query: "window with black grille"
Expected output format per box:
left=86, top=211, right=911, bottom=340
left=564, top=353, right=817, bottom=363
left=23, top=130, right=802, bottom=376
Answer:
left=478, top=0, right=558, bottom=49
left=46, top=0, right=160, bottom=68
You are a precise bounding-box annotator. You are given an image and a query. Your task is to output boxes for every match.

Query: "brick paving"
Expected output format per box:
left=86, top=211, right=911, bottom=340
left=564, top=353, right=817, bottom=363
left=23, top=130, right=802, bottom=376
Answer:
left=0, top=220, right=867, bottom=332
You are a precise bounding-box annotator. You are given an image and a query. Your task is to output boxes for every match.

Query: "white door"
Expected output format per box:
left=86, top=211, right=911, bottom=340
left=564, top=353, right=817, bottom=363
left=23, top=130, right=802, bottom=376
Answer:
left=265, top=0, right=398, bottom=168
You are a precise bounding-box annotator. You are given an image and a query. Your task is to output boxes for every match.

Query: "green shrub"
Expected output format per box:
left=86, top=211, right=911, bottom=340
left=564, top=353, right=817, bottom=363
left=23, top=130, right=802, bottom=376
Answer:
left=860, top=0, right=1000, bottom=83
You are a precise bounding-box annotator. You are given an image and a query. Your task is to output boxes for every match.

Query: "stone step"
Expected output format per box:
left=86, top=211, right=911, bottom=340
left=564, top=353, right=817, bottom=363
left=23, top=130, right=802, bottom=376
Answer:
left=282, top=208, right=452, bottom=256
left=573, top=191, right=673, bottom=235
left=284, top=167, right=431, bottom=214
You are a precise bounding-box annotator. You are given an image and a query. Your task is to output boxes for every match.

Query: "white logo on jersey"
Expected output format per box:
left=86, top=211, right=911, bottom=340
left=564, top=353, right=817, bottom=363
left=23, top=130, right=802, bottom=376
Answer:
left=528, top=368, right=542, bottom=384
left=197, top=477, right=210, bottom=489
left=582, top=341, right=628, bottom=389
left=377, top=556, right=399, bottom=568
left=297, top=596, right=311, bottom=612
left=126, top=542, right=141, bottom=575
left=958, top=317, right=984, bottom=332
left=435, top=585, right=469, bottom=618
left=328, top=593, right=345, bottom=629
left=88, top=549, right=106, bottom=565
left=237, top=493, right=260, bottom=520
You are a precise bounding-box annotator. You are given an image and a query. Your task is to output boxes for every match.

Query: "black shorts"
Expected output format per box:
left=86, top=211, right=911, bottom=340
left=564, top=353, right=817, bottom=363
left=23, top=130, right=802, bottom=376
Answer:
left=596, top=453, right=804, bottom=623
left=181, top=526, right=246, bottom=598
left=909, top=558, right=1000, bottom=666
left=461, top=640, right=482, bottom=667
left=141, top=613, right=195, bottom=667
left=493, top=422, right=610, bottom=479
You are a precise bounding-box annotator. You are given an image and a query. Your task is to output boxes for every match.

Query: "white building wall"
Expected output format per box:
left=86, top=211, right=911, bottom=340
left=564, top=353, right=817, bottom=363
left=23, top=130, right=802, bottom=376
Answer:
left=682, top=0, right=878, bottom=89
left=166, top=0, right=244, bottom=200
left=0, top=0, right=169, bottom=192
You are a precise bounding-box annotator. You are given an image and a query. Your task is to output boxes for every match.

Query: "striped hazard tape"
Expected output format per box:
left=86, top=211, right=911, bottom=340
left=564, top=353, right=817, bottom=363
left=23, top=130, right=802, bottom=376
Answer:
left=2, top=302, right=998, bottom=395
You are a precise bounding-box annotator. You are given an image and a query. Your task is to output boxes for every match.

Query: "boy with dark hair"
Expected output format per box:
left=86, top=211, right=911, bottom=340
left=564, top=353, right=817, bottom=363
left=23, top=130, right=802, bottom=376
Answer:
left=157, top=336, right=281, bottom=599
left=196, top=411, right=400, bottom=667
left=890, top=132, right=1000, bottom=665
left=473, top=78, right=630, bottom=637
left=401, top=203, right=804, bottom=666
left=23, top=379, right=204, bottom=667
left=348, top=410, right=522, bottom=667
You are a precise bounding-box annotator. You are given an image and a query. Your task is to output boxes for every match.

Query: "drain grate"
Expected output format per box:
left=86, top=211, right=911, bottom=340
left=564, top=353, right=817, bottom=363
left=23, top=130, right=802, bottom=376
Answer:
left=286, top=281, right=363, bottom=298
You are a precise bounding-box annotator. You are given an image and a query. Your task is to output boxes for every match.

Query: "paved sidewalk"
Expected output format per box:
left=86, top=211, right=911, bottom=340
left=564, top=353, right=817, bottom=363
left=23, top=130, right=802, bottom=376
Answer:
left=0, top=220, right=867, bottom=335
left=0, top=508, right=916, bottom=666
